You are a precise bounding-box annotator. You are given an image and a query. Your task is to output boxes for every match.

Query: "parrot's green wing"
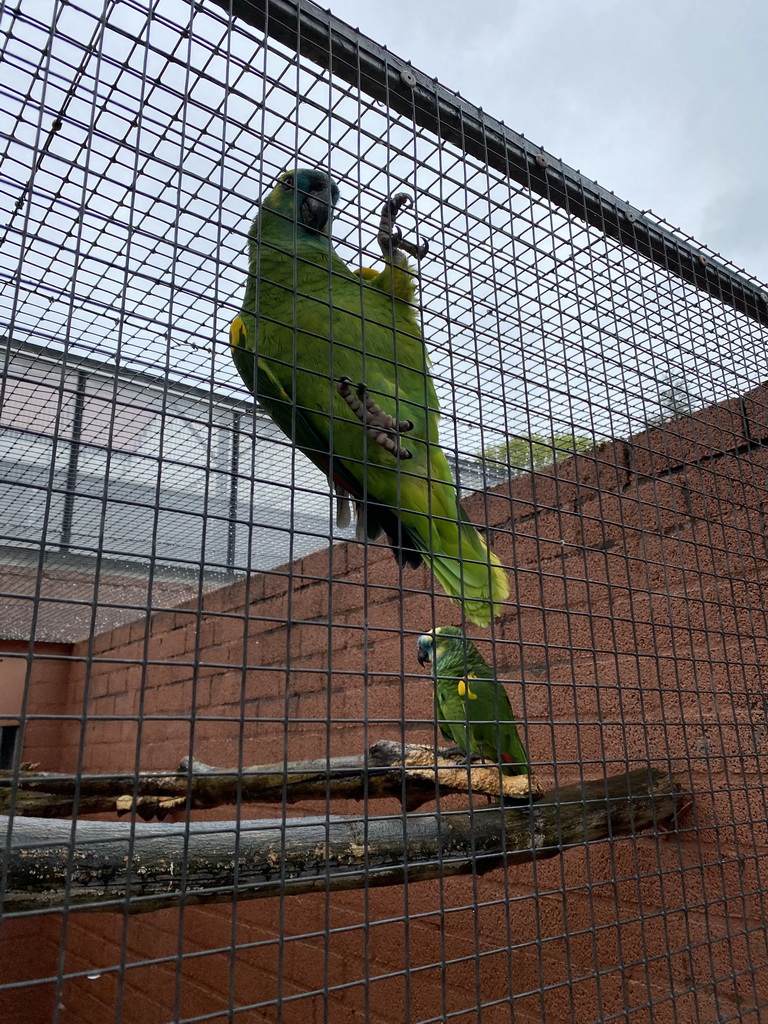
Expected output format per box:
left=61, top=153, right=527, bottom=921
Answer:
left=230, top=314, right=422, bottom=555
left=435, top=682, right=467, bottom=749
left=230, top=320, right=330, bottom=467
left=230, top=317, right=358, bottom=497
left=434, top=681, right=529, bottom=776
left=433, top=634, right=529, bottom=777
left=464, top=675, right=529, bottom=776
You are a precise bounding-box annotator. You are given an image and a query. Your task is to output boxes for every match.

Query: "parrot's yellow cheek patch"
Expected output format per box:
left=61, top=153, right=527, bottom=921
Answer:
left=457, top=678, right=478, bottom=700
left=230, top=316, right=248, bottom=352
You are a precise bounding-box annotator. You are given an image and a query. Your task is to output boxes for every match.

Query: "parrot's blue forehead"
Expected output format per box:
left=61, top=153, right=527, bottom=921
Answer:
left=281, top=167, right=340, bottom=205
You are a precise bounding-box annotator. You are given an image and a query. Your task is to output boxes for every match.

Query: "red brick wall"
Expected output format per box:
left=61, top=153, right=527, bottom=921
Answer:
left=0, top=641, right=73, bottom=1024
left=0, top=640, right=73, bottom=757
left=4, top=387, right=768, bottom=1023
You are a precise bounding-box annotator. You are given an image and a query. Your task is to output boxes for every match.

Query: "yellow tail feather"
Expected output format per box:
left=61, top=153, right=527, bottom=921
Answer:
left=425, top=529, right=509, bottom=627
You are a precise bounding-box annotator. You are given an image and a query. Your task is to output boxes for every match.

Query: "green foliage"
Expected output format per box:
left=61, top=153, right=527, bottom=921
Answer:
left=646, top=378, right=698, bottom=427
left=479, top=431, right=595, bottom=475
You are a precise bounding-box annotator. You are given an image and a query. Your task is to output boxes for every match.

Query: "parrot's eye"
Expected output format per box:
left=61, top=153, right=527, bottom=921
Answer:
left=281, top=175, right=294, bottom=191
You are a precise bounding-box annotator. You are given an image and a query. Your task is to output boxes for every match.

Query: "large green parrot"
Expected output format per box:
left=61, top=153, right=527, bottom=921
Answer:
left=229, top=167, right=509, bottom=626
left=416, top=625, right=529, bottom=775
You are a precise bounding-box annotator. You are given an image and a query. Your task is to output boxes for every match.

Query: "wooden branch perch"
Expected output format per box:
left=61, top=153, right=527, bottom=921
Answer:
left=0, top=741, right=543, bottom=819
left=1, top=767, right=685, bottom=915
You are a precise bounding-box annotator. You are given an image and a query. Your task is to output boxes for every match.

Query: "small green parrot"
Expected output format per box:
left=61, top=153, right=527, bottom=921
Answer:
left=229, top=167, right=509, bottom=626
left=416, top=625, right=529, bottom=775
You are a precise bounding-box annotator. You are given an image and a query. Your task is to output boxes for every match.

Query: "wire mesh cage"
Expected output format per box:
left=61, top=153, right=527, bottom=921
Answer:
left=2, top=1, right=768, bottom=1022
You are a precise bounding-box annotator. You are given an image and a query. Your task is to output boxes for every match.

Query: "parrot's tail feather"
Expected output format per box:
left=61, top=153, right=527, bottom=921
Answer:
left=332, top=481, right=352, bottom=530
left=396, top=545, right=423, bottom=570
left=421, top=523, right=510, bottom=627
left=500, top=751, right=529, bottom=777
left=354, top=514, right=369, bottom=544
left=350, top=477, right=505, bottom=608
left=353, top=499, right=423, bottom=569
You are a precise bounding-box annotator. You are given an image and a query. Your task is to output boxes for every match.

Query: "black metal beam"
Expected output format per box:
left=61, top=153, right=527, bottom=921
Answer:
left=204, top=0, right=768, bottom=329
left=59, top=370, right=87, bottom=551
left=227, top=410, right=241, bottom=568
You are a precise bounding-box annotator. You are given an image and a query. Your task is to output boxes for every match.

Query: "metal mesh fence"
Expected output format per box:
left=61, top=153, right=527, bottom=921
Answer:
left=2, top=1, right=768, bottom=1022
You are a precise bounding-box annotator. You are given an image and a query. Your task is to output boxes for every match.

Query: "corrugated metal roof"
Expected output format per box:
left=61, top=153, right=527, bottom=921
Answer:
left=0, top=339, right=354, bottom=641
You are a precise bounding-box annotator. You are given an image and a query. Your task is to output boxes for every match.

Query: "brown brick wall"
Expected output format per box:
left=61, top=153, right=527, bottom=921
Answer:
left=4, top=387, right=768, bottom=1023
left=0, top=640, right=73, bottom=764
left=0, top=641, right=73, bottom=1024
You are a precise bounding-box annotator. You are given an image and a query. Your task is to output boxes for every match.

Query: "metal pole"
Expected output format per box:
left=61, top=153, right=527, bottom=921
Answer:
left=59, top=370, right=87, bottom=551
left=227, top=410, right=241, bottom=568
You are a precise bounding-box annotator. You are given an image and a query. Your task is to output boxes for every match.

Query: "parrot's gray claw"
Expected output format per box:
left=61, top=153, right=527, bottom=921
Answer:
left=439, top=746, right=464, bottom=758
left=440, top=747, right=482, bottom=765
left=387, top=193, right=412, bottom=215
left=400, top=237, right=429, bottom=260
left=337, top=377, right=414, bottom=460
left=377, top=193, right=429, bottom=262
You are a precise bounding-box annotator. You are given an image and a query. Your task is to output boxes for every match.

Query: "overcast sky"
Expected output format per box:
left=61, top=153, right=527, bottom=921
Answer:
left=325, top=0, right=768, bottom=283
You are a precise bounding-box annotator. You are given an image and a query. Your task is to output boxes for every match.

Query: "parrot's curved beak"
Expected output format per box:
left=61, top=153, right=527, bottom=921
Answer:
left=416, top=641, right=431, bottom=668
left=300, top=186, right=332, bottom=233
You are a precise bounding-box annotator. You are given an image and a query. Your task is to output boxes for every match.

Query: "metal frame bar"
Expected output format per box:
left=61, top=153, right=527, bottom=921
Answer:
left=58, top=370, right=87, bottom=551
left=205, top=0, right=768, bottom=329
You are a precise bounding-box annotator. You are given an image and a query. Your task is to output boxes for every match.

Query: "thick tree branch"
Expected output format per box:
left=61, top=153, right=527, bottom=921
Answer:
left=1, top=767, right=685, bottom=915
left=0, top=741, right=543, bottom=819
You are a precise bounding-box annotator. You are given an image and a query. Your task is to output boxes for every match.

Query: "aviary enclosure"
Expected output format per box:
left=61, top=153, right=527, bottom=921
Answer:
left=1, top=1, right=768, bottom=1022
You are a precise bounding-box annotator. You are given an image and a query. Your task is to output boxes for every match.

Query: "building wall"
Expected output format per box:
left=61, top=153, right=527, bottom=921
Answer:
left=0, top=640, right=73, bottom=1024
left=4, top=387, right=768, bottom=1024
left=0, top=640, right=73, bottom=761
